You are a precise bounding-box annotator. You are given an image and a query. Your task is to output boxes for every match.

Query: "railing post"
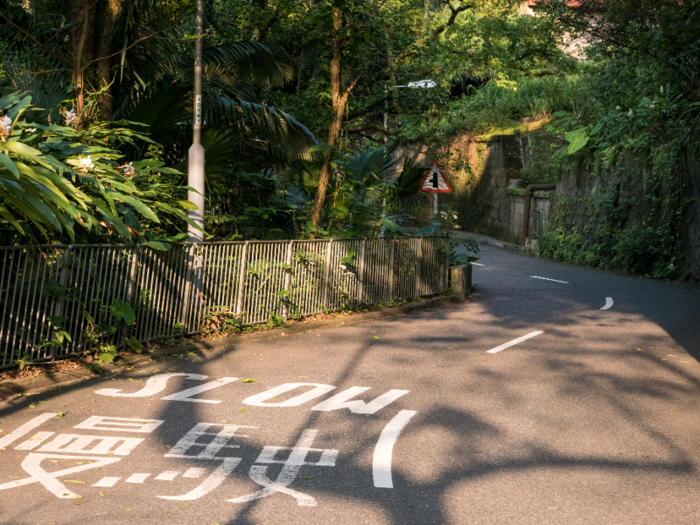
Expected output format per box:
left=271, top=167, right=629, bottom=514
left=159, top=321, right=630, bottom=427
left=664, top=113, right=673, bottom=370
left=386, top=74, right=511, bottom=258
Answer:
left=322, top=239, right=333, bottom=309
left=121, top=245, right=140, bottom=347
left=358, top=238, right=366, bottom=303
left=181, top=244, right=194, bottom=331
left=282, top=240, right=294, bottom=318
left=51, top=245, right=73, bottom=361
left=388, top=238, right=395, bottom=301
left=414, top=237, right=422, bottom=297
left=235, top=241, right=249, bottom=317
left=443, top=235, right=450, bottom=290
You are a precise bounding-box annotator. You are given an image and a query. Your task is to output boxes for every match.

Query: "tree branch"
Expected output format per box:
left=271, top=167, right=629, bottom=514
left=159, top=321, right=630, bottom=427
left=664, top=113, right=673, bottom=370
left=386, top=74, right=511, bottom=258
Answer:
left=82, top=28, right=169, bottom=69
left=344, top=72, right=363, bottom=96
left=0, top=9, right=73, bottom=66
left=432, top=1, right=475, bottom=37
left=339, top=21, right=365, bottom=49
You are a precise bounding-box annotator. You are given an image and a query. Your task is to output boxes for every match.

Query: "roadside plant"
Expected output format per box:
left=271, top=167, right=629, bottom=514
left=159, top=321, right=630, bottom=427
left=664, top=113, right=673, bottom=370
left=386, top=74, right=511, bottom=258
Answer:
left=0, top=92, right=200, bottom=245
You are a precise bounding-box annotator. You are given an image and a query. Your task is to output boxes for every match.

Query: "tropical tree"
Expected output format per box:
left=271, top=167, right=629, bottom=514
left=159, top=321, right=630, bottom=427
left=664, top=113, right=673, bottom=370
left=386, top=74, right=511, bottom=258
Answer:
left=1, top=0, right=318, bottom=240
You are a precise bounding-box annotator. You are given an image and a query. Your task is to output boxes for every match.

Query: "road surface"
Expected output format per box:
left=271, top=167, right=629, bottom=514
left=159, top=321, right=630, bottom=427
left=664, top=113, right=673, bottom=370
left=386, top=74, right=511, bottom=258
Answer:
left=1, top=245, right=699, bottom=525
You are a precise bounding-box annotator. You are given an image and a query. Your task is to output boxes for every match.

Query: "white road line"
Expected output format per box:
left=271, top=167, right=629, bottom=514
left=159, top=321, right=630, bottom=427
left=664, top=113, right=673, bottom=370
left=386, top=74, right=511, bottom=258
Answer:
left=373, top=410, right=417, bottom=489
left=531, top=276, right=569, bottom=284
left=600, top=297, right=614, bottom=310
left=486, top=331, right=544, bottom=354
left=472, top=263, right=485, bottom=267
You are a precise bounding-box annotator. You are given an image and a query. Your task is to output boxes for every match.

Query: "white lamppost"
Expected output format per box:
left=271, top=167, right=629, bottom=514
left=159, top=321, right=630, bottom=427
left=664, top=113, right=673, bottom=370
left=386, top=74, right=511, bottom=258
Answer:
left=187, top=0, right=205, bottom=242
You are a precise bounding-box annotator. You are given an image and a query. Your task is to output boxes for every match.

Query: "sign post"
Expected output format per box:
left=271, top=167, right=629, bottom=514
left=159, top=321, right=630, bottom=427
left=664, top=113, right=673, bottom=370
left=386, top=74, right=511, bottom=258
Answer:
left=419, top=161, right=452, bottom=219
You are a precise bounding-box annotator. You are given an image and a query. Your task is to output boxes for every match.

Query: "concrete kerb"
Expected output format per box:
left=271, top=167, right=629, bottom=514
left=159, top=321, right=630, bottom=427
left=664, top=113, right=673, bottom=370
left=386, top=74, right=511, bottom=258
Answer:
left=0, top=293, right=467, bottom=399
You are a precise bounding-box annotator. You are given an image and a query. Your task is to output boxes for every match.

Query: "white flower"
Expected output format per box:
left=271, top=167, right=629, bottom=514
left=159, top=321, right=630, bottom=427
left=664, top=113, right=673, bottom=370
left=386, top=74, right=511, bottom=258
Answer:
left=25, top=128, right=37, bottom=133
left=627, top=109, right=633, bottom=117
left=0, top=116, right=12, bottom=137
left=660, top=86, right=664, bottom=94
left=650, top=103, right=655, bottom=109
left=65, top=110, right=78, bottom=127
left=616, top=106, right=621, bottom=110
left=79, top=155, right=95, bottom=171
left=123, top=162, right=135, bottom=177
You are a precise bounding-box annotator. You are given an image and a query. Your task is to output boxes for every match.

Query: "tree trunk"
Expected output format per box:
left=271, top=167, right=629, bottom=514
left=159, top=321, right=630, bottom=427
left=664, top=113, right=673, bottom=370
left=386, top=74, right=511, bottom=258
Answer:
left=68, top=0, right=95, bottom=122
left=310, top=5, right=349, bottom=227
left=97, top=0, right=124, bottom=120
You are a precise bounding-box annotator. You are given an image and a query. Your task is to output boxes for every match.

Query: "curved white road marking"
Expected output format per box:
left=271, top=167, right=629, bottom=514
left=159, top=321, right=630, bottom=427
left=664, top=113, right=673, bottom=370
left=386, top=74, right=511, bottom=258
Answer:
left=95, top=373, right=208, bottom=398
left=600, top=297, right=614, bottom=310
left=487, top=331, right=544, bottom=354
left=531, top=276, right=569, bottom=284
left=373, top=410, right=417, bottom=488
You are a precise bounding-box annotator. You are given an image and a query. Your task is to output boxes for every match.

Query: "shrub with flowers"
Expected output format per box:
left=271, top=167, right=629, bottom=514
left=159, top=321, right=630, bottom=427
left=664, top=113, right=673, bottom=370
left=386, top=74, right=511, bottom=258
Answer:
left=0, top=92, right=200, bottom=246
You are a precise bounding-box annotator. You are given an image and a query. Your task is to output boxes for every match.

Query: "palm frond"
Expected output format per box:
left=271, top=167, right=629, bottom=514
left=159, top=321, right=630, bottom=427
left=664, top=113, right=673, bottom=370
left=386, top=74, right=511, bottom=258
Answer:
left=344, top=146, right=399, bottom=187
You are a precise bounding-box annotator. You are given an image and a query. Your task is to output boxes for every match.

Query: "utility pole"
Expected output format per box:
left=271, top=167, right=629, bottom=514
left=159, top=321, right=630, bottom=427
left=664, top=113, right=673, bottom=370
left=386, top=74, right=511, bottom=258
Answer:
left=187, top=0, right=205, bottom=242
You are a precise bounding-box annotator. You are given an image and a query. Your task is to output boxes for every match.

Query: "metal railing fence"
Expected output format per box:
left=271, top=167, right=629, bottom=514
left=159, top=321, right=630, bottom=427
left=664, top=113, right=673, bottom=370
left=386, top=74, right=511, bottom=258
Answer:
left=0, top=236, right=448, bottom=368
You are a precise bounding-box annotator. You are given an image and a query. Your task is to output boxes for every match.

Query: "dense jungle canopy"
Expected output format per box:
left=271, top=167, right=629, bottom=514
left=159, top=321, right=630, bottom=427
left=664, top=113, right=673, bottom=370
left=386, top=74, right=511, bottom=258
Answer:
left=1, top=0, right=699, bottom=276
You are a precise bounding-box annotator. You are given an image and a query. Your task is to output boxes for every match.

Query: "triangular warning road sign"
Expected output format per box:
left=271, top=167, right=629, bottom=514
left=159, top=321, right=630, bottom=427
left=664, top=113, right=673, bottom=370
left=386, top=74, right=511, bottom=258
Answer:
left=420, top=161, right=452, bottom=193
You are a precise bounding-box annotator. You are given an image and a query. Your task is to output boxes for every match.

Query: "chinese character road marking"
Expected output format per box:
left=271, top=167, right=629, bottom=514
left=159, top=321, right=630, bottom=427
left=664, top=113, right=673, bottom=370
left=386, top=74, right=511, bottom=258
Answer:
left=14, top=431, right=55, bottom=450
left=157, top=422, right=253, bottom=501
left=0, top=454, right=121, bottom=498
left=0, top=413, right=57, bottom=449
left=74, top=416, right=164, bottom=433
left=159, top=458, right=241, bottom=501
left=165, top=423, right=255, bottom=460
left=33, top=433, right=143, bottom=456
left=227, top=429, right=338, bottom=507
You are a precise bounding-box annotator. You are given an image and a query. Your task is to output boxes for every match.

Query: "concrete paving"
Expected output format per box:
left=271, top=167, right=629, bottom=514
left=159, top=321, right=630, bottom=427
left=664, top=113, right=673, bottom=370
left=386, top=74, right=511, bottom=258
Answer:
left=1, top=245, right=699, bottom=525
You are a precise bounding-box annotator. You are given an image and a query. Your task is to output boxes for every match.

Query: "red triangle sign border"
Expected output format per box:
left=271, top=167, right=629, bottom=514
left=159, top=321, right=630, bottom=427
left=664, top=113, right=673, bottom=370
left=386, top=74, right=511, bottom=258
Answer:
left=420, top=161, right=453, bottom=193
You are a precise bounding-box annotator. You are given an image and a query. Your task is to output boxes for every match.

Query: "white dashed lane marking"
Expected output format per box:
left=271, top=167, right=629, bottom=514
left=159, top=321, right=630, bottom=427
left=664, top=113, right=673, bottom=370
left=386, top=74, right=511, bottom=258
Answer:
left=487, top=331, right=544, bottom=354
left=94, top=477, right=121, bottom=487
left=531, top=276, right=569, bottom=284
left=126, top=473, right=150, bottom=484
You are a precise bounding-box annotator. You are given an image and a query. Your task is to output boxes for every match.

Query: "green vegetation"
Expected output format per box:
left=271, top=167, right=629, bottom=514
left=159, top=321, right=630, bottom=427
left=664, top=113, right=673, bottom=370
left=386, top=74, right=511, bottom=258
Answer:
left=1, top=0, right=698, bottom=278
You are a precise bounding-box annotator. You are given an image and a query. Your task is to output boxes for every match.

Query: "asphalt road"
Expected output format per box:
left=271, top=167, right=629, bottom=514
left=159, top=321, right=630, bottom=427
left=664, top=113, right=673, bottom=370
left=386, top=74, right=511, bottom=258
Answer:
left=1, top=245, right=700, bottom=525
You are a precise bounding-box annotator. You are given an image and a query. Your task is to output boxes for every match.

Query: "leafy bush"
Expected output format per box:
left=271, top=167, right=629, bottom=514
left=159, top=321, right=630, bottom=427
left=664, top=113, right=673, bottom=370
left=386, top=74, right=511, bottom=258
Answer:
left=0, top=92, right=198, bottom=245
left=612, top=227, right=678, bottom=279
